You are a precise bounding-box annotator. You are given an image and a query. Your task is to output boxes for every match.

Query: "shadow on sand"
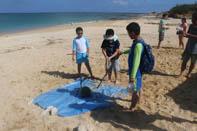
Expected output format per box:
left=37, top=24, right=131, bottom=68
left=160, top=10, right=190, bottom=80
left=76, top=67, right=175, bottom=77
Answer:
left=150, top=71, right=178, bottom=77
left=41, top=71, right=102, bottom=81
left=89, top=73, right=197, bottom=130
left=41, top=71, right=86, bottom=80
left=167, top=73, right=197, bottom=113
left=90, top=107, right=196, bottom=131
left=120, top=69, right=177, bottom=77
left=152, top=46, right=180, bottom=50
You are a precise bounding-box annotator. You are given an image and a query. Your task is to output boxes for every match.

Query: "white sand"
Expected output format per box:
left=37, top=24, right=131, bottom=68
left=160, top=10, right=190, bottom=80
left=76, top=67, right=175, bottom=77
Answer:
left=0, top=15, right=196, bottom=131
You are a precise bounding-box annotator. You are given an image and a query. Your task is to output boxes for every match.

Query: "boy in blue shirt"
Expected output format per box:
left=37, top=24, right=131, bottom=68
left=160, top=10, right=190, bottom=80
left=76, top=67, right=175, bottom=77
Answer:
left=72, top=27, right=94, bottom=79
left=126, top=22, right=145, bottom=111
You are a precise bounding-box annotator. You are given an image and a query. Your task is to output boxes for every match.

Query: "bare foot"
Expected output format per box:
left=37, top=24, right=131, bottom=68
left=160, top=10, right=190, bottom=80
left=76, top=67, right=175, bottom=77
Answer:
left=186, top=74, right=192, bottom=78
left=178, top=73, right=184, bottom=79
left=115, top=80, right=120, bottom=85
left=107, top=80, right=112, bottom=83
left=122, top=106, right=136, bottom=112
left=90, top=76, right=96, bottom=80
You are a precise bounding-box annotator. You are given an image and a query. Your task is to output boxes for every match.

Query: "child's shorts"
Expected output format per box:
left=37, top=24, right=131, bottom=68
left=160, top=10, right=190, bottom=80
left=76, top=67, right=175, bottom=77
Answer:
left=159, top=31, right=165, bottom=41
left=108, top=59, right=120, bottom=72
left=134, top=77, right=142, bottom=93
left=76, top=52, right=89, bottom=64
left=182, top=52, right=197, bottom=64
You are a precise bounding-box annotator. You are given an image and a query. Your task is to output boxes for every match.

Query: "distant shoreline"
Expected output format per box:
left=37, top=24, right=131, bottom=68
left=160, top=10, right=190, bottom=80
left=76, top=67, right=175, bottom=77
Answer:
left=0, top=13, right=145, bottom=37
left=0, top=12, right=145, bottom=36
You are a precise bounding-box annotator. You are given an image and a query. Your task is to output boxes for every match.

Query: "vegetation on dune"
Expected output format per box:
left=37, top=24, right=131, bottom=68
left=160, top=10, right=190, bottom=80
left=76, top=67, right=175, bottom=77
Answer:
left=168, top=3, right=197, bottom=18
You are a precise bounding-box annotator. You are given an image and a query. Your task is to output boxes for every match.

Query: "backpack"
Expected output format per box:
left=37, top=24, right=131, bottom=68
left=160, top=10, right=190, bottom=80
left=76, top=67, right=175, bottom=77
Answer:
left=139, top=42, right=155, bottom=74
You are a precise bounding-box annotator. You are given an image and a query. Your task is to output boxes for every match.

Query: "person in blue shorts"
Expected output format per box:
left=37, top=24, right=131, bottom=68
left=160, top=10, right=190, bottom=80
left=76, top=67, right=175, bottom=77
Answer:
left=126, top=22, right=145, bottom=111
left=72, top=27, right=94, bottom=79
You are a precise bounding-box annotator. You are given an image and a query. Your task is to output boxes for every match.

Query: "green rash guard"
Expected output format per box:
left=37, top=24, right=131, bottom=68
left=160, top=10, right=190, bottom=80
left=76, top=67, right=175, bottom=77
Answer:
left=130, top=43, right=143, bottom=79
left=122, top=49, right=130, bottom=54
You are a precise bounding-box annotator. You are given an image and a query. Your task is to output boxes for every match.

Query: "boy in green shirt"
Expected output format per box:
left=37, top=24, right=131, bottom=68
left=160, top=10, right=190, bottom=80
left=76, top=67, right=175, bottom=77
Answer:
left=126, top=22, right=145, bottom=111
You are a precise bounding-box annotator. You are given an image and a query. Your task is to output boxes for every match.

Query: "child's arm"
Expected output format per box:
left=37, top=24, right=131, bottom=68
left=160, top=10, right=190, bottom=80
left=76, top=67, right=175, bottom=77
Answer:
left=120, top=49, right=130, bottom=55
left=109, top=48, right=119, bottom=60
left=185, top=33, right=197, bottom=39
left=162, top=24, right=169, bottom=30
left=85, top=37, right=90, bottom=56
left=130, top=43, right=143, bottom=82
left=72, top=50, right=76, bottom=61
left=102, top=48, right=108, bottom=59
left=87, top=48, right=90, bottom=57
left=108, top=40, right=120, bottom=60
left=72, top=39, right=77, bottom=61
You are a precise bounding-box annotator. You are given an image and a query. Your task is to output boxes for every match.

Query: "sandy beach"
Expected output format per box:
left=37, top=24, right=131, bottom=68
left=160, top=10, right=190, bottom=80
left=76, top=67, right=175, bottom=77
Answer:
left=0, top=15, right=197, bottom=131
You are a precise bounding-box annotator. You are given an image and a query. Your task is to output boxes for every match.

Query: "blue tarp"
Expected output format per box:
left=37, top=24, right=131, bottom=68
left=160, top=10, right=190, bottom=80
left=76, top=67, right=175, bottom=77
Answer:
left=33, top=79, right=128, bottom=117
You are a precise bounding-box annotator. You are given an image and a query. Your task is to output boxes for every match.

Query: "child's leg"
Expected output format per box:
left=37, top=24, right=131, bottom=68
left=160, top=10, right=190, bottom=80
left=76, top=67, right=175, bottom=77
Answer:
left=85, top=62, right=94, bottom=78
left=77, top=64, right=82, bottom=77
left=108, top=70, right=112, bottom=82
left=178, top=36, right=182, bottom=48
left=187, top=61, right=196, bottom=78
left=179, top=62, right=187, bottom=77
left=114, top=71, right=119, bottom=85
left=157, top=40, right=162, bottom=49
left=181, top=41, right=184, bottom=49
left=138, top=90, right=141, bottom=104
left=179, top=36, right=184, bottom=49
left=106, top=60, right=112, bottom=82
left=129, top=78, right=141, bottom=111
left=114, top=59, right=120, bottom=85
left=129, top=92, right=140, bottom=111
left=179, top=52, right=190, bottom=78
left=157, top=32, right=164, bottom=49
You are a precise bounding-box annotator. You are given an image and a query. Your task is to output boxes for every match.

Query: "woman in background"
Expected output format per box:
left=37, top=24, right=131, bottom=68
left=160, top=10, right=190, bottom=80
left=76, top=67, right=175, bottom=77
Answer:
left=178, top=18, right=188, bottom=49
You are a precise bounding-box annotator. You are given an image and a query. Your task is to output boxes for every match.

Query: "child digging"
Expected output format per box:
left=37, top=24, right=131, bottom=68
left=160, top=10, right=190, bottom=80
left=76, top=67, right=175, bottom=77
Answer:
left=72, top=27, right=95, bottom=79
left=101, top=29, right=120, bottom=85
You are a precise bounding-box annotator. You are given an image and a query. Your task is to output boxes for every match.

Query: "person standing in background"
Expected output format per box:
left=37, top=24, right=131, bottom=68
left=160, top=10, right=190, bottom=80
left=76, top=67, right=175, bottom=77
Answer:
left=157, top=14, right=169, bottom=49
left=177, top=18, right=188, bottom=49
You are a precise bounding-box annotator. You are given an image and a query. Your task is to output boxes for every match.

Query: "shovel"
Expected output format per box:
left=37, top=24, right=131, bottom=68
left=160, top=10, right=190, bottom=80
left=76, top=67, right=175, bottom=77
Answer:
left=96, top=60, right=110, bottom=88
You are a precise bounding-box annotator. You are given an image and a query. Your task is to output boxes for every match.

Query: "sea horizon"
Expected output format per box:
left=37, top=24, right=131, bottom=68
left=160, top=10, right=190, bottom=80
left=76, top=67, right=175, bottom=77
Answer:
left=0, top=12, right=144, bottom=34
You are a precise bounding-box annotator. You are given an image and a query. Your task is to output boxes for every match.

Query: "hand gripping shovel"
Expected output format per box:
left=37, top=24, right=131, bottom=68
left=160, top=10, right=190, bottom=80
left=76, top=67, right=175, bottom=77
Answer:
left=96, top=60, right=110, bottom=88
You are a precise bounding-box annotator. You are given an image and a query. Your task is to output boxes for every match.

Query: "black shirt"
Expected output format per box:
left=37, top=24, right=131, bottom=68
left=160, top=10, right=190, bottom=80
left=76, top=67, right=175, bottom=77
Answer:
left=101, top=40, right=120, bottom=59
left=185, top=24, right=197, bottom=54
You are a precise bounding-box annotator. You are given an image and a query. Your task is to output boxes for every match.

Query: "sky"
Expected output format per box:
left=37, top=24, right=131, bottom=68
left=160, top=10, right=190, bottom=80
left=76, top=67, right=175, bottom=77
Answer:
left=0, top=0, right=196, bottom=13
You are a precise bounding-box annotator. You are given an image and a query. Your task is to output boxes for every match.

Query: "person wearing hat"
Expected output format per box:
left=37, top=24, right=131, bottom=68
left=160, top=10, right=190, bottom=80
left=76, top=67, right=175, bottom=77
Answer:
left=101, top=29, right=120, bottom=85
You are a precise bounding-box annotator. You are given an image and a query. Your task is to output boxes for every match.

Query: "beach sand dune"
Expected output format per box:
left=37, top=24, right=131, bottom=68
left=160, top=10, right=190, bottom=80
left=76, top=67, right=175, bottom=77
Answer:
left=0, top=16, right=196, bottom=131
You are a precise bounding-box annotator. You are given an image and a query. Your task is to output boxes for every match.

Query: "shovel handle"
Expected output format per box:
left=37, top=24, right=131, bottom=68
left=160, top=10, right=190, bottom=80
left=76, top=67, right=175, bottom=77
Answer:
left=97, top=60, right=110, bottom=88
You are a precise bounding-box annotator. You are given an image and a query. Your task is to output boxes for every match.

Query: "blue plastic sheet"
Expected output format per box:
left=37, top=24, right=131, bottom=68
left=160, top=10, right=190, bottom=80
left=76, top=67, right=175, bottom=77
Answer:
left=33, top=79, right=128, bottom=117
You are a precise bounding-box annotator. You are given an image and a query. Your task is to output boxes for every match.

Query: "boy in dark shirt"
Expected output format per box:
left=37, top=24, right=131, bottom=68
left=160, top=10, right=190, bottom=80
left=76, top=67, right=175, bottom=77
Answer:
left=101, top=29, right=120, bottom=85
left=179, top=12, right=197, bottom=78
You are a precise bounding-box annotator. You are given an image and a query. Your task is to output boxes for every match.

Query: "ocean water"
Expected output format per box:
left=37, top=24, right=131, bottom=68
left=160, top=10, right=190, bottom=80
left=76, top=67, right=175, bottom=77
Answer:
left=0, top=12, right=143, bottom=33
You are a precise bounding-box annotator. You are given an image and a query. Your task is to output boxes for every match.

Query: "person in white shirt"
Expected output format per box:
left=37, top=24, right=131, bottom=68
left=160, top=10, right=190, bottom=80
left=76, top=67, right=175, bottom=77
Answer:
left=72, top=27, right=95, bottom=79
